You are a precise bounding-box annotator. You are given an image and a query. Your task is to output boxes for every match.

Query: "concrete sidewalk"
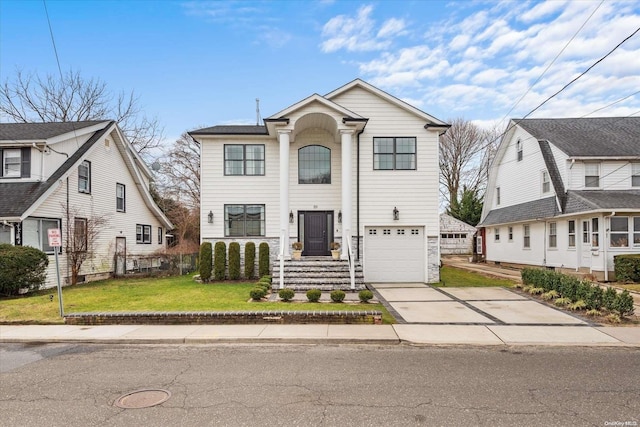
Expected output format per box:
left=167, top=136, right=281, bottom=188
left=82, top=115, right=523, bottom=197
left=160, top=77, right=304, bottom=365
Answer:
left=1, top=323, right=639, bottom=347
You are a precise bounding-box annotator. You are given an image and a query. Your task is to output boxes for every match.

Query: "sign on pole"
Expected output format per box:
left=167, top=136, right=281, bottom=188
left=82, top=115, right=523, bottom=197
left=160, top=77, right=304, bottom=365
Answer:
left=48, top=228, right=64, bottom=317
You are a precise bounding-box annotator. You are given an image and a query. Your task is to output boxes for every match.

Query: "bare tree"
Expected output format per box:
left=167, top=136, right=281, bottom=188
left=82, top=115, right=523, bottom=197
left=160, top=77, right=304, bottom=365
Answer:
left=439, top=118, right=500, bottom=212
left=0, top=69, right=163, bottom=157
left=63, top=205, right=109, bottom=285
left=153, top=131, right=201, bottom=251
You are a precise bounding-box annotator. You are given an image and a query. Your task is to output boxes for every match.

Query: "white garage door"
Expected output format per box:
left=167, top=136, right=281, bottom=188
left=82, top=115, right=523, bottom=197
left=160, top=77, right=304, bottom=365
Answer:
left=364, top=226, right=425, bottom=283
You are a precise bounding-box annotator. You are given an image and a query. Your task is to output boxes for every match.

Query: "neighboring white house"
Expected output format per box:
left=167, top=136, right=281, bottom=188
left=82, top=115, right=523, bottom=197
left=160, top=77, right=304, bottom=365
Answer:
left=0, top=121, right=173, bottom=288
left=191, top=79, right=449, bottom=283
left=440, top=214, right=476, bottom=255
left=479, top=117, right=640, bottom=280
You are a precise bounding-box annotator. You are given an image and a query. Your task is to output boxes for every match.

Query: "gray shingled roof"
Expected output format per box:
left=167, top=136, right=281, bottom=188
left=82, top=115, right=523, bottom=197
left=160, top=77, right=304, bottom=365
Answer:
left=479, top=197, right=559, bottom=226
left=189, top=125, right=268, bottom=135
left=0, top=121, right=107, bottom=141
left=564, top=190, right=640, bottom=214
left=0, top=122, right=112, bottom=218
left=515, top=117, right=640, bottom=157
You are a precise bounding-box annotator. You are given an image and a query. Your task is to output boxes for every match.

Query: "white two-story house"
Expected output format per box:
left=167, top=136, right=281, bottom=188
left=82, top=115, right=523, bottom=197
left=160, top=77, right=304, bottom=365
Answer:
left=479, top=117, right=640, bottom=280
left=0, top=121, right=173, bottom=288
left=191, top=79, right=449, bottom=284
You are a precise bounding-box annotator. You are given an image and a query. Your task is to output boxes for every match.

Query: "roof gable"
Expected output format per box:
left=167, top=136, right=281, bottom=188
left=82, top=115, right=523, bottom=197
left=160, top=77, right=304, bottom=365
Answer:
left=267, top=93, right=364, bottom=120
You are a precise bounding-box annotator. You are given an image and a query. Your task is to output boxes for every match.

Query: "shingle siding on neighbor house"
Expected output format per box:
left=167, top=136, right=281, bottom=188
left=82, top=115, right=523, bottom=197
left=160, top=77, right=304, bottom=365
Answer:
left=480, top=117, right=640, bottom=279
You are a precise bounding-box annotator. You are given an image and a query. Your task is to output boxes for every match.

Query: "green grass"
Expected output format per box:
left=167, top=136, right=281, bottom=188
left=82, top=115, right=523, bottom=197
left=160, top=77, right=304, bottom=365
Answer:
left=0, top=274, right=394, bottom=324
left=435, top=266, right=516, bottom=288
left=617, top=283, right=640, bottom=292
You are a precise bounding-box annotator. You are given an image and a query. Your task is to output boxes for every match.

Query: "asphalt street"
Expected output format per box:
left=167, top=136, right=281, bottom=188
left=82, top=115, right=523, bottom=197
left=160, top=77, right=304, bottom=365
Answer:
left=1, top=343, right=638, bottom=426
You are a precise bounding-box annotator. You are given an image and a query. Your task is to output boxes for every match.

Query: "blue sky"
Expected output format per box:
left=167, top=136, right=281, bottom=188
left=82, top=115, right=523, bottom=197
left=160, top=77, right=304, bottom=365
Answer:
left=1, top=0, right=639, bottom=147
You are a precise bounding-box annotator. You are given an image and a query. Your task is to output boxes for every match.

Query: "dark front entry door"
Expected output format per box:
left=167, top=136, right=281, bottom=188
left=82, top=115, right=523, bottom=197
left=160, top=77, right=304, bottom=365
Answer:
left=303, top=212, right=329, bottom=256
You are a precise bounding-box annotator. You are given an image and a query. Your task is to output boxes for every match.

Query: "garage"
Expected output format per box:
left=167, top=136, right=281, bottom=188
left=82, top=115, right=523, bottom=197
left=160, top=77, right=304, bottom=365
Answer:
left=364, top=226, right=425, bottom=283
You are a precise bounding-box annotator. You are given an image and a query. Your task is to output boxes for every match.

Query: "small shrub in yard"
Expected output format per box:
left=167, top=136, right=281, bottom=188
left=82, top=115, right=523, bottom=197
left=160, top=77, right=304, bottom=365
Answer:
left=330, top=290, right=346, bottom=303
left=256, top=282, right=270, bottom=292
left=250, top=287, right=266, bottom=301
left=0, top=244, right=49, bottom=296
left=306, top=289, right=322, bottom=303
left=559, top=275, right=580, bottom=302
left=554, top=297, right=571, bottom=307
left=279, top=288, right=295, bottom=302
left=613, top=290, right=635, bottom=317
left=568, top=300, right=586, bottom=311
left=259, top=243, right=270, bottom=277
left=214, top=241, right=227, bottom=281
left=606, top=313, right=622, bottom=324
left=584, top=286, right=604, bottom=310
left=614, top=254, right=640, bottom=282
left=228, top=242, right=241, bottom=280
left=603, top=287, right=618, bottom=311
left=244, top=242, right=256, bottom=279
left=198, top=242, right=213, bottom=283
left=260, top=275, right=272, bottom=283
left=528, top=287, right=544, bottom=295
left=359, top=290, right=374, bottom=303
left=541, top=290, right=559, bottom=301
left=586, top=309, right=602, bottom=317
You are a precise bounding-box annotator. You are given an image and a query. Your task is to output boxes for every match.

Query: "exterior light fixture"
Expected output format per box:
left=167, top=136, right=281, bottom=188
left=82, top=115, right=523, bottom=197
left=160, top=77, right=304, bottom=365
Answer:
left=208, top=210, right=214, bottom=224
left=338, top=210, right=342, bottom=223
left=289, top=210, right=294, bottom=224
left=393, top=207, right=399, bottom=221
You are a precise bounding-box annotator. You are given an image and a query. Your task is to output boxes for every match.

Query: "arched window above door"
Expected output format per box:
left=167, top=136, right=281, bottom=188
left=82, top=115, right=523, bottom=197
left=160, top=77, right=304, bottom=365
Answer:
left=299, top=145, right=331, bottom=184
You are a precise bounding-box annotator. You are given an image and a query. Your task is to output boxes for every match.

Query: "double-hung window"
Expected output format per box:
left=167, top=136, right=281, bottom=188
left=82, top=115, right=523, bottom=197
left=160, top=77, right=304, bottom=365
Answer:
left=136, top=224, right=152, bottom=244
left=542, top=171, right=550, bottom=193
left=494, top=227, right=500, bottom=242
left=523, top=224, right=530, bottom=248
left=516, top=139, right=523, bottom=161
left=158, top=227, right=163, bottom=244
left=74, top=218, right=88, bottom=252
left=609, top=216, right=640, bottom=248
left=496, top=187, right=501, bottom=206
left=22, top=218, right=60, bottom=253
left=632, top=163, right=640, bottom=187
left=116, top=183, right=126, bottom=212
left=224, top=205, right=265, bottom=237
left=224, top=145, right=264, bottom=175
left=568, top=220, right=576, bottom=248
left=591, top=218, right=599, bottom=247
left=78, top=160, right=91, bottom=193
left=584, top=163, right=600, bottom=188
left=2, top=149, right=21, bottom=177
left=508, top=226, right=513, bottom=241
left=548, top=222, right=557, bottom=248
left=373, top=137, right=416, bottom=170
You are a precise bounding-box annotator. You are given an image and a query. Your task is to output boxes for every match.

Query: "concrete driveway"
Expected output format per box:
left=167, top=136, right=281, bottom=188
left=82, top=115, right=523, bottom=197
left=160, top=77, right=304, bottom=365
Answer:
left=372, top=284, right=587, bottom=326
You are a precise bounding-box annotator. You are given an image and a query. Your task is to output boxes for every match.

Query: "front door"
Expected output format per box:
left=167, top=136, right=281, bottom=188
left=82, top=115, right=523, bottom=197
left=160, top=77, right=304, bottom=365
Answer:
left=301, top=211, right=332, bottom=256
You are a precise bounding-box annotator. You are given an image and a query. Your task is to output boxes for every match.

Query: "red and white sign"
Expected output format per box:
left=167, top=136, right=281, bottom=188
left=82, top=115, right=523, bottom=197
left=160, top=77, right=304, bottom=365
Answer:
left=47, top=228, right=62, bottom=247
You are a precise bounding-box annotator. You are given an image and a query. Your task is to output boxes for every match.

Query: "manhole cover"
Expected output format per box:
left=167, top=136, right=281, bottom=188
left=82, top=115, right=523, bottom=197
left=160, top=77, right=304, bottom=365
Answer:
left=114, top=389, right=171, bottom=409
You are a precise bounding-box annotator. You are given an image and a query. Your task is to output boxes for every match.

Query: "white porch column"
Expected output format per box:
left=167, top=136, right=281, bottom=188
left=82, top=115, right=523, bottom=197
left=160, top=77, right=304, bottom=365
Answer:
left=278, top=129, right=291, bottom=258
left=340, top=129, right=354, bottom=259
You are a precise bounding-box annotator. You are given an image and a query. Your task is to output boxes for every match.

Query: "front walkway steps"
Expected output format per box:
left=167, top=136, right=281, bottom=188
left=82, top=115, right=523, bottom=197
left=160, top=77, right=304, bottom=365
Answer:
left=272, top=257, right=366, bottom=291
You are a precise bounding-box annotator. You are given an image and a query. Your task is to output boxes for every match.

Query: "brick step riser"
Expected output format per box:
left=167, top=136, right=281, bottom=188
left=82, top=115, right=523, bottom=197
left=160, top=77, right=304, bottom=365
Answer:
left=273, top=269, right=363, bottom=276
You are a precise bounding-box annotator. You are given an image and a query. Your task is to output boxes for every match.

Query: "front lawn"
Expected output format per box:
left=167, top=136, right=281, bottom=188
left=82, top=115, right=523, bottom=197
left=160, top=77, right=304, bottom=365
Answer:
left=0, top=275, right=394, bottom=324
left=435, top=266, right=516, bottom=288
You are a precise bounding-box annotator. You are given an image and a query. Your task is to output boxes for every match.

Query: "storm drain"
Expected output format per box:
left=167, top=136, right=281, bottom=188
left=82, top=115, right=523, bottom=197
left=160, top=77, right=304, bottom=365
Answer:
left=114, top=389, right=171, bottom=409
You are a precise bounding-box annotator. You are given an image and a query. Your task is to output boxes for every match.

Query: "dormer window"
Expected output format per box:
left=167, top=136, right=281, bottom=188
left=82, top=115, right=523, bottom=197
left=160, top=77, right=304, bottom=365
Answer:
left=632, top=163, right=640, bottom=187
left=516, top=139, right=523, bottom=161
left=542, top=170, right=550, bottom=193
left=584, top=163, right=600, bottom=188
left=0, top=147, right=30, bottom=178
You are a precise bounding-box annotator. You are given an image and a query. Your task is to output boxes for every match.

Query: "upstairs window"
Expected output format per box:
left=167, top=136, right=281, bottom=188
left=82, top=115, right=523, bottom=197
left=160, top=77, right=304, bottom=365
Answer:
left=116, top=183, right=126, bottom=212
left=299, top=145, right=331, bottom=184
left=584, top=163, right=600, bottom=188
left=78, top=160, right=91, bottom=193
left=496, top=187, right=501, bottom=205
left=224, top=145, right=265, bottom=176
left=516, top=139, right=523, bottom=161
left=1, top=147, right=30, bottom=178
left=632, top=163, right=640, bottom=187
left=373, top=137, right=416, bottom=170
left=542, top=170, right=550, bottom=193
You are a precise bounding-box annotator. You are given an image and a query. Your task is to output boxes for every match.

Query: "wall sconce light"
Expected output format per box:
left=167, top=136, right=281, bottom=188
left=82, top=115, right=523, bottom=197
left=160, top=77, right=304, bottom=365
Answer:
left=338, top=210, right=342, bottom=223
left=208, top=210, right=214, bottom=224
left=289, top=210, right=294, bottom=224
left=393, top=207, right=399, bottom=221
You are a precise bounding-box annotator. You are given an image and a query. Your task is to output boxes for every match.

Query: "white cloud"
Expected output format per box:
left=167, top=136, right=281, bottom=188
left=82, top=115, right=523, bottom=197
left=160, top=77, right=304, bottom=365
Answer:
left=377, top=18, right=407, bottom=38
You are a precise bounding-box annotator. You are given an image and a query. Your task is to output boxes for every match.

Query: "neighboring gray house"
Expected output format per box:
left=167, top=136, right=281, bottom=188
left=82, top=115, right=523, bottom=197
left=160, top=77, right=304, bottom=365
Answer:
left=440, top=214, right=476, bottom=255
left=0, top=121, right=173, bottom=287
left=479, top=117, right=640, bottom=280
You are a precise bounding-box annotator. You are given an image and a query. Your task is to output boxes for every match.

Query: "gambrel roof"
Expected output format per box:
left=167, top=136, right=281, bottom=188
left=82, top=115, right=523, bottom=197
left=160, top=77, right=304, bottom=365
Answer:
left=515, top=117, right=640, bottom=158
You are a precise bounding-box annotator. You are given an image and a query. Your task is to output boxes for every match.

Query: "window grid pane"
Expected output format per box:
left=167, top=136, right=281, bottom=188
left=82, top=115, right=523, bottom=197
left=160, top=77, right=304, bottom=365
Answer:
left=299, top=145, right=331, bottom=184
left=4, top=149, right=21, bottom=177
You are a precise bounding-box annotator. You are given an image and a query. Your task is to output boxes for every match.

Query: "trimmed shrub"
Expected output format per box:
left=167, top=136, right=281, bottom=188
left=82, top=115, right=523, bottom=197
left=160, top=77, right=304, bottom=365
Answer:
left=0, top=244, right=49, bottom=296
left=214, top=241, right=227, bottom=281
left=258, top=242, right=270, bottom=277
left=613, top=290, right=635, bottom=317
left=358, top=289, right=374, bottom=303
left=250, top=287, right=266, bottom=301
left=330, top=290, right=346, bottom=303
left=584, top=285, right=604, bottom=310
left=614, top=254, right=640, bottom=282
left=244, top=242, right=256, bottom=280
left=228, top=242, right=241, bottom=280
left=559, top=275, right=580, bottom=302
left=306, top=289, right=322, bottom=302
left=603, top=287, right=618, bottom=311
left=279, top=288, right=295, bottom=302
left=198, top=242, right=213, bottom=282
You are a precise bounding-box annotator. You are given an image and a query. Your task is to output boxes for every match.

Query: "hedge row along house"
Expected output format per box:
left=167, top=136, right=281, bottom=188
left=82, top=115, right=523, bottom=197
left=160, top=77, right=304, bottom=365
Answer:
left=0, top=121, right=173, bottom=288
left=479, top=117, right=640, bottom=280
left=191, top=79, right=449, bottom=286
